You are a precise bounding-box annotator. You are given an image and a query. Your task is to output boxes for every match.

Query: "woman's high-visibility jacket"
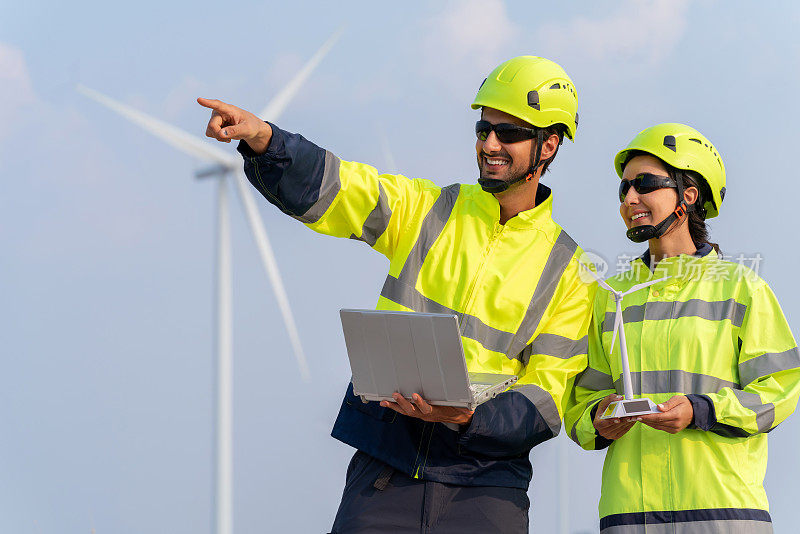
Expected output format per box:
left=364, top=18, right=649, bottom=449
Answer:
left=239, top=124, right=595, bottom=488
left=565, top=245, right=800, bottom=533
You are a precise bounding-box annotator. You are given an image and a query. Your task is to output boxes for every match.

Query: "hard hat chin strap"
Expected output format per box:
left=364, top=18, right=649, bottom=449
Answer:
left=626, top=170, right=693, bottom=243
left=479, top=130, right=545, bottom=194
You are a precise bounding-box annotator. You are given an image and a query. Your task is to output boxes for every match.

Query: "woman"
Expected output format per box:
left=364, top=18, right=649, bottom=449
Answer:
left=565, top=123, right=800, bottom=533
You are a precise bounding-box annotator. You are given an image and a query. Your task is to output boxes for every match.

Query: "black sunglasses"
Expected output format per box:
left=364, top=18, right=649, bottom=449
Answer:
left=619, top=173, right=677, bottom=202
left=475, top=120, right=537, bottom=144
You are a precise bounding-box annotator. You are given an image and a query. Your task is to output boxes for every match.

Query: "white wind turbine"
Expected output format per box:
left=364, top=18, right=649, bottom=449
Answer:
left=579, top=264, right=668, bottom=418
left=78, top=28, right=343, bottom=534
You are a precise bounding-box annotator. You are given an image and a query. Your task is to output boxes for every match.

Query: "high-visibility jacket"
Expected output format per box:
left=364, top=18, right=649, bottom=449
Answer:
left=565, top=245, right=800, bottom=533
left=239, top=124, right=595, bottom=488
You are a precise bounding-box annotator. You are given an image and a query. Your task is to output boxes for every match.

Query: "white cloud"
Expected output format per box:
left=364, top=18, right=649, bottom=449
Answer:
left=162, top=75, right=205, bottom=119
left=538, top=0, right=690, bottom=67
left=0, top=43, right=35, bottom=124
left=421, top=0, right=521, bottom=84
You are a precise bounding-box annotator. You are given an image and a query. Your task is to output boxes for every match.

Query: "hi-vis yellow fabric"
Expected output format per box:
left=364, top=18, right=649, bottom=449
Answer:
left=565, top=249, right=800, bottom=533
left=308, top=156, right=594, bottom=430
left=239, top=123, right=595, bottom=487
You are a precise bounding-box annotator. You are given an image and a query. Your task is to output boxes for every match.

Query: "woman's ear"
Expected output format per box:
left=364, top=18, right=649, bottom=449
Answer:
left=684, top=186, right=699, bottom=206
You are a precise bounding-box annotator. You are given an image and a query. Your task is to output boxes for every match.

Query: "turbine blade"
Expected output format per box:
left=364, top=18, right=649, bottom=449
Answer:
left=232, top=170, right=311, bottom=382
left=258, top=27, right=344, bottom=122
left=77, top=84, right=238, bottom=168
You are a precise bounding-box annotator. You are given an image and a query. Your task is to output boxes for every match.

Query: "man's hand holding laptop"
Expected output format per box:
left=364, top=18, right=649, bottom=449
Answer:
left=381, top=393, right=474, bottom=425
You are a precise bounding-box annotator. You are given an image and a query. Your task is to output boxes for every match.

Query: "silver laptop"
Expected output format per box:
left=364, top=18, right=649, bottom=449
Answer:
left=340, top=309, right=518, bottom=411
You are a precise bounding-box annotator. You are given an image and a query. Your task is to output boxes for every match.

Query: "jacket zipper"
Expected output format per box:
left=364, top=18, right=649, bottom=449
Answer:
left=462, top=222, right=504, bottom=315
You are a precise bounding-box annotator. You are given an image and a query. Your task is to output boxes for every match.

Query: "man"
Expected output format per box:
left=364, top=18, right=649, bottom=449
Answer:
left=199, top=56, right=594, bottom=533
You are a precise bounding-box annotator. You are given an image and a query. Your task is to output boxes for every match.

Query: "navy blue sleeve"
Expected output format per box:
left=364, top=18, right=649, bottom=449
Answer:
left=236, top=122, right=328, bottom=217
left=457, top=391, right=556, bottom=458
left=589, top=401, right=614, bottom=449
left=687, top=393, right=759, bottom=437
left=687, top=393, right=716, bottom=430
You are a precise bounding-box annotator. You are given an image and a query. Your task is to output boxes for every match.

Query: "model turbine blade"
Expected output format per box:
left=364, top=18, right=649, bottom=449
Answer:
left=578, top=261, right=615, bottom=293
left=623, top=277, right=668, bottom=297
left=233, top=170, right=311, bottom=382
left=77, top=84, right=238, bottom=168
left=257, top=27, right=344, bottom=122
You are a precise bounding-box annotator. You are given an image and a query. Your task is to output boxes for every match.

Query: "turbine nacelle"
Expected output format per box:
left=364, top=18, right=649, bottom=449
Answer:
left=196, top=163, right=234, bottom=179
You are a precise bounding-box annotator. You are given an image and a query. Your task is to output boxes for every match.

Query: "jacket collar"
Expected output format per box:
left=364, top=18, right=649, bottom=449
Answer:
left=476, top=183, right=554, bottom=229
left=631, top=243, right=717, bottom=281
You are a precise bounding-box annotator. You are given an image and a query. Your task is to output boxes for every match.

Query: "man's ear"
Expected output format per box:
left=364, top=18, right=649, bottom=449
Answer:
left=540, top=133, right=561, bottom=161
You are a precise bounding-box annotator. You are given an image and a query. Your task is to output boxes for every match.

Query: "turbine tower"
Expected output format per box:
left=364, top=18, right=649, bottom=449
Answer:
left=78, top=29, right=343, bottom=534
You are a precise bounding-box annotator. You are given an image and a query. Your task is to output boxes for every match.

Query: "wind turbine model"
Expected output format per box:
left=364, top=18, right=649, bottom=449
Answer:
left=580, top=264, right=669, bottom=419
left=78, top=29, right=343, bottom=534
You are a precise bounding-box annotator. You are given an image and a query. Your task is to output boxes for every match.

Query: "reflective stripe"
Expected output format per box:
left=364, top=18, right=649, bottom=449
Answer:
left=601, top=520, right=773, bottom=534
left=614, top=370, right=738, bottom=395
left=508, top=230, right=578, bottom=358
left=601, top=508, right=772, bottom=534
left=296, top=151, right=341, bottom=224
left=602, top=298, right=747, bottom=333
left=731, top=389, right=775, bottom=433
left=576, top=366, right=614, bottom=391
left=397, top=184, right=460, bottom=285
left=515, top=334, right=588, bottom=364
left=461, top=315, right=514, bottom=355
left=380, top=275, right=512, bottom=354
left=568, top=397, right=603, bottom=445
left=350, top=183, right=392, bottom=246
left=739, top=346, right=800, bottom=387
left=513, top=384, right=561, bottom=436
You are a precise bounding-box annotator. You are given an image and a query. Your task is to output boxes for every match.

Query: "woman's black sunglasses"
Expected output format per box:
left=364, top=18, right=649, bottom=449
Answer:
left=475, top=120, right=537, bottom=144
left=619, top=173, right=677, bottom=202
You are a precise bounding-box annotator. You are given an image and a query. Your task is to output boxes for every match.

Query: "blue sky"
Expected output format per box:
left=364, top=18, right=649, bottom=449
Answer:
left=3, top=1, right=800, bottom=532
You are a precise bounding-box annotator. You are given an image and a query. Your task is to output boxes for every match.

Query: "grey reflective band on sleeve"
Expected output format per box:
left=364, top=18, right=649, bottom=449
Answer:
left=614, top=370, right=739, bottom=396
left=515, top=333, right=588, bottom=364
left=507, top=230, right=578, bottom=359
left=576, top=366, right=615, bottom=391
left=738, top=346, right=800, bottom=387
left=600, top=507, right=772, bottom=534
left=379, top=275, right=514, bottom=354
left=350, top=183, right=392, bottom=247
left=601, top=519, right=773, bottom=534
left=602, top=298, right=747, bottom=332
left=396, top=184, right=460, bottom=286
left=295, top=151, right=342, bottom=224
left=731, top=389, right=775, bottom=433
left=513, top=383, right=561, bottom=437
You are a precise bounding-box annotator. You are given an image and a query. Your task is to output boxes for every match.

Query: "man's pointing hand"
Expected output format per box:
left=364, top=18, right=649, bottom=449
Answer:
left=197, top=97, right=273, bottom=155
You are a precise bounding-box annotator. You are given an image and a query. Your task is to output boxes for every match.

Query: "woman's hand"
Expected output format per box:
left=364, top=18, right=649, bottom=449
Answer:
left=637, top=395, right=694, bottom=434
left=593, top=394, right=636, bottom=440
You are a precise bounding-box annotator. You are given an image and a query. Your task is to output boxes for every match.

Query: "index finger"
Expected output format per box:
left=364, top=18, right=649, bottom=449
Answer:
left=637, top=411, right=677, bottom=424
left=197, top=97, right=232, bottom=112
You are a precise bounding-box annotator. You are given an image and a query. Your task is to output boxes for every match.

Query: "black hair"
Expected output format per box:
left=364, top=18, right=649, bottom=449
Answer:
left=537, top=123, right=566, bottom=175
left=622, top=150, right=721, bottom=254
left=678, top=169, right=721, bottom=254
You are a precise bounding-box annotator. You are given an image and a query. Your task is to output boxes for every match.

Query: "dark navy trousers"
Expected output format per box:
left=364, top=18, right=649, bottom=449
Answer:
left=330, top=451, right=530, bottom=533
